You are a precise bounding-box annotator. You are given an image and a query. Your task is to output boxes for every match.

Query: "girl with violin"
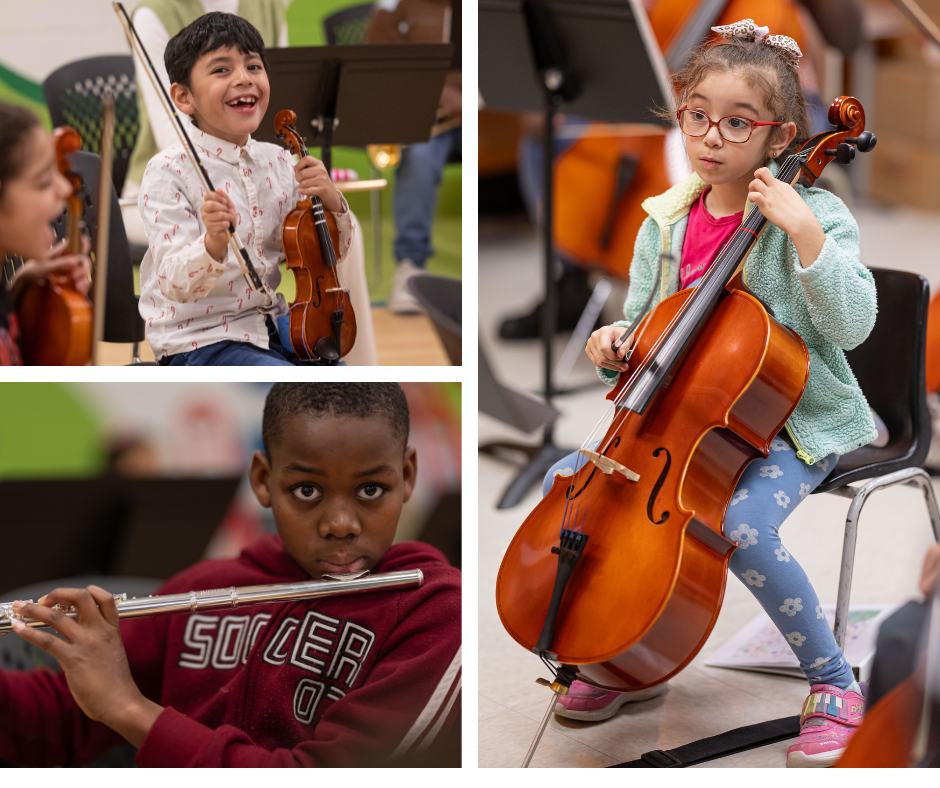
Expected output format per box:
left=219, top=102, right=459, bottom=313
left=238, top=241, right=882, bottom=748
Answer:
left=0, top=103, right=92, bottom=366
left=551, top=21, right=877, bottom=767
left=137, top=12, right=354, bottom=365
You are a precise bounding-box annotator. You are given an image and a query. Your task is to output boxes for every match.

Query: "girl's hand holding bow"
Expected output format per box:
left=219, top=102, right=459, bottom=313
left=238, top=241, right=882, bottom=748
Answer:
left=748, top=167, right=825, bottom=269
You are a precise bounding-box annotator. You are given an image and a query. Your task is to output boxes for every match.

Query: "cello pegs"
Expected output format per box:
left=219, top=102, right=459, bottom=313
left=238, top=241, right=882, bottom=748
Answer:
left=845, top=131, right=876, bottom=153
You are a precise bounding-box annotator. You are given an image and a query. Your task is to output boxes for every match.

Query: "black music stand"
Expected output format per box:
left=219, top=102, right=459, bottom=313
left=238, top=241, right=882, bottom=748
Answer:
left=254, top=43, right=453, bottom=172
left=479, top=0, right=671, bottom=511
left=0, top=476, right=241, bottom=592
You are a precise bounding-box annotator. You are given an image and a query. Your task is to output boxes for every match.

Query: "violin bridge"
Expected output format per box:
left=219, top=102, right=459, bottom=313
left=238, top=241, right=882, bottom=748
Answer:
left=324, top=287, right=344, bottom=293
left=580, top=449, right=640, bottom=481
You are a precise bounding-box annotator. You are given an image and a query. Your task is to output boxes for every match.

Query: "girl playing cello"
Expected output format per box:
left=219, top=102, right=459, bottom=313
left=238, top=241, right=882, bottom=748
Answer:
left=0, top=103, right=91, bottom=365
left=549, top=20, right=877, bottom=767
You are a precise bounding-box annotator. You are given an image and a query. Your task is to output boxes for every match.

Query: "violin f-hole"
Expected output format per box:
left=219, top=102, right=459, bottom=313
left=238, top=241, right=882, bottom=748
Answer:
left=647, top=447, right=671, bottom=525
left=313, top=275, right=324, bottom=308
left=565, top=436, right=620, bottom=501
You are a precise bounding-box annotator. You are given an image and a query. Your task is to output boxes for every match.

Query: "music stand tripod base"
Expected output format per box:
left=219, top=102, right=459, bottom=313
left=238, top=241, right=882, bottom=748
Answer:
left=480, top=441, right=572, bottom=510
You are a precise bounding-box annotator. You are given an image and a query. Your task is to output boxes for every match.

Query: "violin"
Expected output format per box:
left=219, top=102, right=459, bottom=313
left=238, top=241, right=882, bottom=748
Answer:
left=275, top=110, right=357, bottom=363
left=496, top=97, right=877, bottom=694
left=17, top=127, right=93, bottom=366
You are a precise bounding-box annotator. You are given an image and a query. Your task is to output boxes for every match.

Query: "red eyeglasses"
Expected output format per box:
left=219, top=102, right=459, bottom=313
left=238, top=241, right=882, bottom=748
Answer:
left=677, top=106, right=782, bottom=144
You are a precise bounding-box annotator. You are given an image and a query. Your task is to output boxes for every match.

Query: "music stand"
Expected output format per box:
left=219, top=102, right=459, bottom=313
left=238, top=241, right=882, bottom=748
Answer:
left=0, top=476, right=241, bottom=591
left=479, top=0, right=671, bottom=510
left=254, top=43, right=453, bottom=172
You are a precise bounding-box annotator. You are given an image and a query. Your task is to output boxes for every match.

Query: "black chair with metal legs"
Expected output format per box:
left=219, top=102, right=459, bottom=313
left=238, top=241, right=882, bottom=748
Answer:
left=812, top=268, right=940, bottom=649
left=42, top=55, right=140, bottom=196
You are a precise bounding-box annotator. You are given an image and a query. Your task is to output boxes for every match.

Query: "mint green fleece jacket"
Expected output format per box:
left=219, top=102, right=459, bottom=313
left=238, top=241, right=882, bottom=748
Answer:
left=599, top=160, right=878, bottom=464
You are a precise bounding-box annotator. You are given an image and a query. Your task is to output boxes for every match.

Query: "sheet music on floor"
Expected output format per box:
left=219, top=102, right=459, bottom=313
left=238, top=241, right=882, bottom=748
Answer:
left=706, top=604, right=901, bottom=682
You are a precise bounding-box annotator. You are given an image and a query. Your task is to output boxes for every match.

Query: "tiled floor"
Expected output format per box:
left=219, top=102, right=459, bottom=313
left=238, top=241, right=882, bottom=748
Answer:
left=478, top=201, right=940, bottom=768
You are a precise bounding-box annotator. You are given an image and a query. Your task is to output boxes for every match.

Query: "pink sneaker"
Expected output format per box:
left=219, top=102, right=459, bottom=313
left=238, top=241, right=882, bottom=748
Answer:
left=786, top=683, right=865, bottom=767
left=554, top=680, right=668, bottom=722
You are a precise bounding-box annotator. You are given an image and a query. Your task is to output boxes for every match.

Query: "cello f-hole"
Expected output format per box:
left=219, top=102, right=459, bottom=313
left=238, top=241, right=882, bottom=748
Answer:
left=647, top=447, right=671, bottom=525
left=565, top=436, right=620, bottom=501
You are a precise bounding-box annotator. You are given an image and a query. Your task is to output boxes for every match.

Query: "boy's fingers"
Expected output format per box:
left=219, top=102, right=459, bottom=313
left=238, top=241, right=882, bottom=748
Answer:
left=86, top=585, right=121, bottom=628
left=10, top=618, right=67, bottom=659
left=11, top=598, right=79, bottom=643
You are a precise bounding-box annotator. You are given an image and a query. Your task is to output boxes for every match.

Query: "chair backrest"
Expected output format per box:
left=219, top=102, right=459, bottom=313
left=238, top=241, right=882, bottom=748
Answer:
left=324, top=3, right=376, bottom=45
left=51, top=150, right=143, bottom=344
left=409, top=275, right=461, bottom=364
left=42, top=55, right=140, bottom=195
left=845, top=267, right=930, bottom=466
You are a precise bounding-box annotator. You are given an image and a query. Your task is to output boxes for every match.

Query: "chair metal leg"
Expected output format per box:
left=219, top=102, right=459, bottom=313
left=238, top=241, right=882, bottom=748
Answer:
left=831, top=468, right=940, bottom=649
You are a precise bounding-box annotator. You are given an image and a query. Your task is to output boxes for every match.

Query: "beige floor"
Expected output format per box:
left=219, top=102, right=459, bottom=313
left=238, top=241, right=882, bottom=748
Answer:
left=478, top=200, right=940, bottom=768
left=91, top=307, right=450, bottom=366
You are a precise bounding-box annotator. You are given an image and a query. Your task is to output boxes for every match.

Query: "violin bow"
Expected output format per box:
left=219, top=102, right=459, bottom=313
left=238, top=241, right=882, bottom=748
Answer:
left=112, top=1, right=264, bottom=293
left=91, top=90, right=114, bottom=366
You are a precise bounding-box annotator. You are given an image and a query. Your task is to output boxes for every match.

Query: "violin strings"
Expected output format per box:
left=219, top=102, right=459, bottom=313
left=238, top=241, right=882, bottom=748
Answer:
left=288, top=124, right=347, bottom=311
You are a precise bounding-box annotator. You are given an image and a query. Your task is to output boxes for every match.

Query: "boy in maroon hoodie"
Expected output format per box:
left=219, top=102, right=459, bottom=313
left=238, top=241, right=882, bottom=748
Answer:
left=0, top=383, right=461, bottom=766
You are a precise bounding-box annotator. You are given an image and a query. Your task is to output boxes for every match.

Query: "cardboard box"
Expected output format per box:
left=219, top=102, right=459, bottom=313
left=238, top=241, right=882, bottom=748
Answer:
left=869, top=131, right=940, bottom=209
left=875, top=59, right=940, bottom=145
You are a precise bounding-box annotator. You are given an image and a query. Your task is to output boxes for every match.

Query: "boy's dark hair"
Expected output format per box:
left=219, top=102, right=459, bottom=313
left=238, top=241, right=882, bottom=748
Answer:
left=0, top=103, right=40, bottom=200
left=165, top=11, right=268, bottom=89
left=262, top=383, right=410, bottom=457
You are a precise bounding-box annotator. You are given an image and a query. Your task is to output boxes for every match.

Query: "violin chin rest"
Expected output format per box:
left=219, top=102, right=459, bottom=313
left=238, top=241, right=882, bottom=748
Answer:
left=314, top=337, right=340, bottom=361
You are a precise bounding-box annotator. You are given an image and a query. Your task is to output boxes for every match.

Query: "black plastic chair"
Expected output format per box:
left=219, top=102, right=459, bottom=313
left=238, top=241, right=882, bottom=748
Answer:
left=323, top=3, right=376, bottom=45
left=812, top=268, right=940, bottom=647
left=42, top=55, right=140, bottom=195
left=409, top=275, right=461, bottom=364
left=51, top=151, right=144, bottom=349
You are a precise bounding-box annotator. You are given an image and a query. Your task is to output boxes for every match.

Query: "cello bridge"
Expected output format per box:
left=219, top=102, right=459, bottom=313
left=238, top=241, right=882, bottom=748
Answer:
left=579, top=449, right=640, bottom=481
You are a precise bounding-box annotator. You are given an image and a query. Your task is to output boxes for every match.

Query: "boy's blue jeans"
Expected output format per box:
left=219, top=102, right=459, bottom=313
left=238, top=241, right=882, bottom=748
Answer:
left=164, top=317, right=296, bottom=366
left=393, top=126, right=461, bottom=267
left=543, top=435, right=856, bottom=689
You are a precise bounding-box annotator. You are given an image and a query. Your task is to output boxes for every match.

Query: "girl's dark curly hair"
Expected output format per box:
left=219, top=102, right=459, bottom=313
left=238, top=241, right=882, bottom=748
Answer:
left=658, top=37, right=810, bottom=161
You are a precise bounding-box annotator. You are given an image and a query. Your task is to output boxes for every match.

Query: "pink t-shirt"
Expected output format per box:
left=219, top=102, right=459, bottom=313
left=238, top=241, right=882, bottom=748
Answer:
left=679, top=188, right=743, bottom=290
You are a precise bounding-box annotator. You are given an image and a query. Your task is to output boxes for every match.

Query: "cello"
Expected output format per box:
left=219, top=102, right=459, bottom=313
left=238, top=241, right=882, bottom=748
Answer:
left=496, top=98, right=876, bottom=748
left=274, top=110, right=357, bottom=363
left=17, top=127, right=93, bottom=366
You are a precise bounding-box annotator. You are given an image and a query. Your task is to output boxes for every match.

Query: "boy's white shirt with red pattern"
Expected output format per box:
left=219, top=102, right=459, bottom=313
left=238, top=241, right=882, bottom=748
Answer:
left=137, top=125, right=354, bottom=359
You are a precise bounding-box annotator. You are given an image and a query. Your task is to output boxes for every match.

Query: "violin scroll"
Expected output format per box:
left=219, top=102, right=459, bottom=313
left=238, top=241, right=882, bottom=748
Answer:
left=274, top=110, right=306, bottom=159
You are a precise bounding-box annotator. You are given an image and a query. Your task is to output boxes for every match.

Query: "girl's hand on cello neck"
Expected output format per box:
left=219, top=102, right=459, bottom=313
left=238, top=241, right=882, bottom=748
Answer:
left=748, top=167, right=826, bottom=268
left=586, top=325, right=632, bottom=373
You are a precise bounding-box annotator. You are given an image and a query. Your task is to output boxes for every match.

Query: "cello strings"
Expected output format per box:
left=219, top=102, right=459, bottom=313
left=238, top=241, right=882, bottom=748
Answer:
left=555, top=151, right=809, bottom=542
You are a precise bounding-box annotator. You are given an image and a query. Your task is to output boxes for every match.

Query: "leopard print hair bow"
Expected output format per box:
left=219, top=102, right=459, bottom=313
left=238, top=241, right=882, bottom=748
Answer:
left=711, top=18, right=803, bottom=68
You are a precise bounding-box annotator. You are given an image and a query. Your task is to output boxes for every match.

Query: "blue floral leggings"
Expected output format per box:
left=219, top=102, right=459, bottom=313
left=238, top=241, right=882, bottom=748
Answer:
left=543, top=435, right=856, bottom=689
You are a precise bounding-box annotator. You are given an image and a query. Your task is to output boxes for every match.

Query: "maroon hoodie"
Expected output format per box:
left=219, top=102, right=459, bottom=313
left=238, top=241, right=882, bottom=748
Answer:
left=0, top=535, right=461, bottom=766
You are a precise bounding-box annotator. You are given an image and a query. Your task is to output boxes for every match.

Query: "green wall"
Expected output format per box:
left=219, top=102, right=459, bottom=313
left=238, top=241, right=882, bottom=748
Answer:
left=0, top=384, right=105, bottom=478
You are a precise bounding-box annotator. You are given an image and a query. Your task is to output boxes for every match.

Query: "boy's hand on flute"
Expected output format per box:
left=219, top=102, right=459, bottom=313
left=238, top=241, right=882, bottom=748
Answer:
left=10, top=586, right=163, bottom=747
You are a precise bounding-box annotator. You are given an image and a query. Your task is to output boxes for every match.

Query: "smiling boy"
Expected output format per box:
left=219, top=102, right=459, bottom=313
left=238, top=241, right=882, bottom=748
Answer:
left=0, top=383, right=461, bottom=766
left=138, top=13, right=354, bottom=365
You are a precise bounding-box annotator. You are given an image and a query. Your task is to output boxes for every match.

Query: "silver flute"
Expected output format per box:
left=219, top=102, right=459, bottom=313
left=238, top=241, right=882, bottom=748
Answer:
left=0, top=569, right=423, bottom=637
